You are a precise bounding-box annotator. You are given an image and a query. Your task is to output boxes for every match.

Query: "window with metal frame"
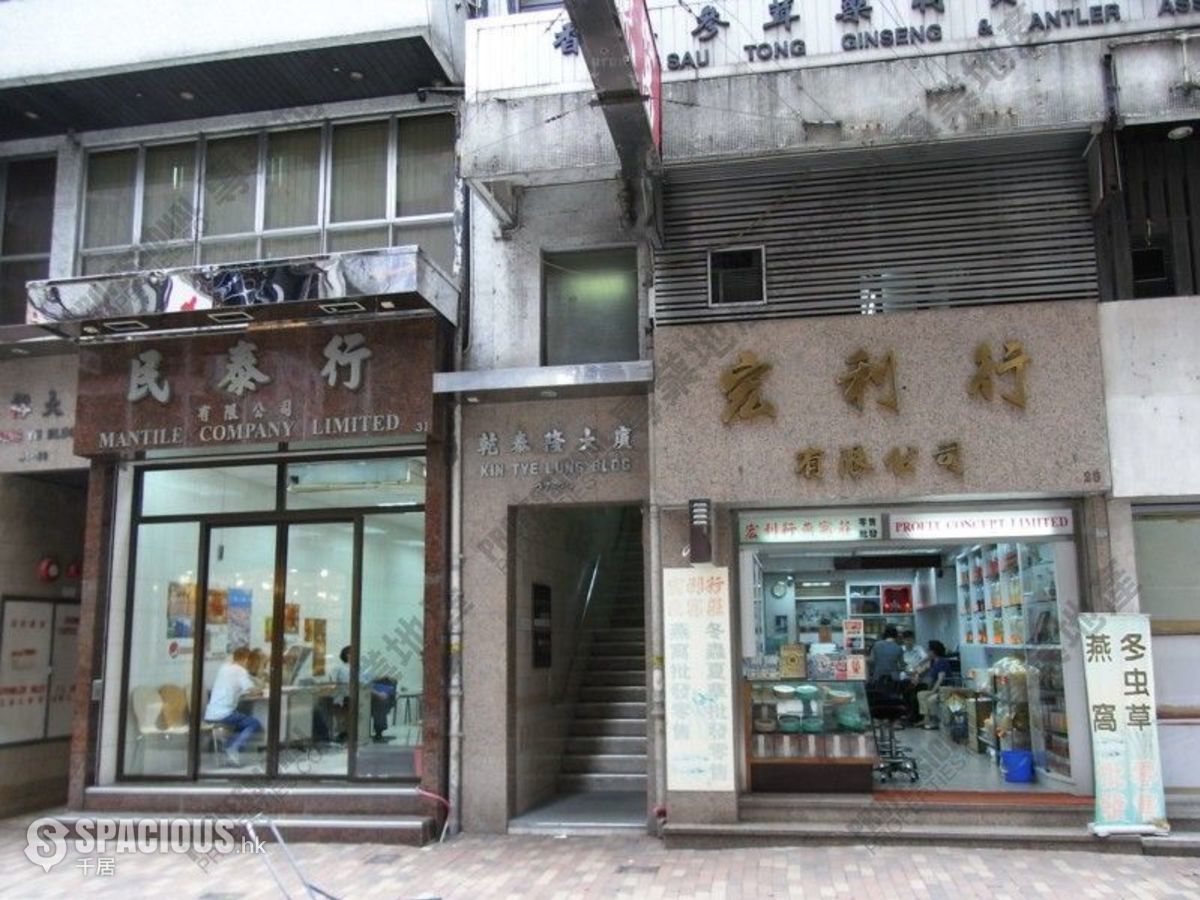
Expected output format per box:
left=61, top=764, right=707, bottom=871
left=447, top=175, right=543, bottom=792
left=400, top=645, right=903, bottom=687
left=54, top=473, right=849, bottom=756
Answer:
left=0, top=156, right=56, bottom=325
left=708, top=246, right=766, bottom=306
left=542, top=248, right=640, bottom=366
left=77, top=114, right=456, bottom=278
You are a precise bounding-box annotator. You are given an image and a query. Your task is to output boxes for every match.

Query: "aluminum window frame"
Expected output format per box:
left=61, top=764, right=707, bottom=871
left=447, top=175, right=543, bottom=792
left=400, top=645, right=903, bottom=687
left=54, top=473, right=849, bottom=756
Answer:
left=75, top=113, right=456, bottom=275
left=706, top=244, right=768, bottom=308
left=0, top=154, right=57, bottom=321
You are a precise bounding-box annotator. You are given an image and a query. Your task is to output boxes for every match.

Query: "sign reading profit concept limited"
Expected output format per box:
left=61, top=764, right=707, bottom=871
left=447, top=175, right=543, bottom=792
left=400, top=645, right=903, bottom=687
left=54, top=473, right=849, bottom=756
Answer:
left=73, top=318, right=438, bottom=456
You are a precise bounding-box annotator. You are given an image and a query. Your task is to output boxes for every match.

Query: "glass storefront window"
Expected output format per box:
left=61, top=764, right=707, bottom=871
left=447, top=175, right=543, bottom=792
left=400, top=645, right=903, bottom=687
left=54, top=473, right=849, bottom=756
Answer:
left=123, top=522, right=200, bottom=777
left=1133, top=511, right=1200, bottom=619
left=140, top=465, right=277, bottom=517
left=120, top=455, right=426, bottom=782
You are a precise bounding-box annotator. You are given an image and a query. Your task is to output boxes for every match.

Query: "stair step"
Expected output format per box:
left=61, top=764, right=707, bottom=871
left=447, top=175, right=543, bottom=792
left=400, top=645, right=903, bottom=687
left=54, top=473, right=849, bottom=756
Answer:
left=592, top=628, right=645, bottom=642
left=57, top=812, right=434, bottom=845
left=557, top=773, right=648, bottom=793
left=584, top=670, right=645, bottom=686
left=662, top=821, right=1147, bottom=853
left=566, top=735, right=647, bottom=755
left=580, top=685, right=646, bottom=703
left=590, top=641, right=645, bottom=657
left=570, top=718, right=647, bottom=737
left=588, top=655, right=644, bottom=672
left=561, top=753, right=648, bottom=775
left=575, top=701, right=646, bottom=719
left=739, top=795, right=1095, bottom=828
left=83, top=784, right=428, bottom=817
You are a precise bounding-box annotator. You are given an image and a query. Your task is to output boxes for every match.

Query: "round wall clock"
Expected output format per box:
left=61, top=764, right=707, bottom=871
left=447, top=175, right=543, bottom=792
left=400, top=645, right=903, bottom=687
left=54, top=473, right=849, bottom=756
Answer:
left=771, top=580, right=788, bottom=598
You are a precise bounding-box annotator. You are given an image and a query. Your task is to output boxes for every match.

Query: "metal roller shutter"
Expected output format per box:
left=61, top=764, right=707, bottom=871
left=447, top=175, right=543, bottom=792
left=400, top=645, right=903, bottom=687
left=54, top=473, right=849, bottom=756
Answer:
left=653, top=138, right=1099, bottom=325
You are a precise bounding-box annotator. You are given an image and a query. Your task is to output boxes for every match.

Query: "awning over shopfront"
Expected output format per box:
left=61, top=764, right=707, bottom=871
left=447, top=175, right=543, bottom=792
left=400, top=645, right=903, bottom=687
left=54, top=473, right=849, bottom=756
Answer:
left=24, top=245, right=459, bottom=339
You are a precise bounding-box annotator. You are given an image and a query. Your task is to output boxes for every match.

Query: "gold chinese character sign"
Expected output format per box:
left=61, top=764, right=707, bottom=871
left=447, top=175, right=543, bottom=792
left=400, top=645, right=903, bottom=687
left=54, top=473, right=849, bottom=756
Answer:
left=934, top=441, right=964, bottom=476
left=968, top=340, right=1030, bottom=409
left=720, top=351, right=777, bottom=425
left=884, top=445, right=918, bottom=478
left=795, top=447, right=825, bottom=480
left=837, top=349, right=899, bottom=413
left=838, top=445, right=874, bottom=480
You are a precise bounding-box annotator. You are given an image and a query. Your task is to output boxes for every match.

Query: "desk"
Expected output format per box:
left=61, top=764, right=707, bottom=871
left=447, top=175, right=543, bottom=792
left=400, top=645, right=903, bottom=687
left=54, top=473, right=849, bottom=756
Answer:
left=241, top=683, right=339, bottom=746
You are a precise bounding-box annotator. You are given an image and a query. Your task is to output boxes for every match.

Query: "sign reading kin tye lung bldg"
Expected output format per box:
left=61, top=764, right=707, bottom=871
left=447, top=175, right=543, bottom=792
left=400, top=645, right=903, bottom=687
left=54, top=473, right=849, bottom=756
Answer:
left=74, top=319, right=437, bottom=456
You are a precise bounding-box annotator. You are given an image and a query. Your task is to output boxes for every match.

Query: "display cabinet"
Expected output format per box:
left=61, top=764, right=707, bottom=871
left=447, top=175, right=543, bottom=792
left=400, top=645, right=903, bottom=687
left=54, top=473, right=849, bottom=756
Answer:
left=743, top=678, right=876, bottom=792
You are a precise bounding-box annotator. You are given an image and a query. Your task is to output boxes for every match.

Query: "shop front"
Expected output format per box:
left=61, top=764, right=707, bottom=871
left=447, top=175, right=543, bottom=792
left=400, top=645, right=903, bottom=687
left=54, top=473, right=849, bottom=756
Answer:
left=66, top=311, right=453, bottom=829
left=650, top=299, right=1115, bottom=834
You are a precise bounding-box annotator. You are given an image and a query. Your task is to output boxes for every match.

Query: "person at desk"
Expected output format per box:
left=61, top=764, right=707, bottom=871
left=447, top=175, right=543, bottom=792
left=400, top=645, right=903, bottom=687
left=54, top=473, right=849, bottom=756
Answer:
left=900, top=630, right=927, bottom=676
left=868, top=626, right=904, bottom=684
left=203, top=647, right=262, bottom=768
left=332, top=646, right=352, bottom=743
left=914, top=640, right=953, bottom=729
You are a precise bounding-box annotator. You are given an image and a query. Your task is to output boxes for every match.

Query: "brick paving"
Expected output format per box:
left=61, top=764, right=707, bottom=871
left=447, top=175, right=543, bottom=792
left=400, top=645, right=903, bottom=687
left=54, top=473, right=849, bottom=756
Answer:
left=1, top=815, right=1198, bottom=899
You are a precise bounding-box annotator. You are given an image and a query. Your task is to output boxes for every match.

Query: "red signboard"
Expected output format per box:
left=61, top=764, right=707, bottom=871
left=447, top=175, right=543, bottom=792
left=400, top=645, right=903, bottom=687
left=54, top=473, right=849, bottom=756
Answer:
left=74, top=318, right=437, bottom=456
left=621, top=0, right=662, bottom=154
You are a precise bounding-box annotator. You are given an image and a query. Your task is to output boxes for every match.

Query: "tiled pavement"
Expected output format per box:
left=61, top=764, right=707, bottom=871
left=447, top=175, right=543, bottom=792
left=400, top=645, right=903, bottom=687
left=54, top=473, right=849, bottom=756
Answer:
left=1, top=814, right=1198, bottom=899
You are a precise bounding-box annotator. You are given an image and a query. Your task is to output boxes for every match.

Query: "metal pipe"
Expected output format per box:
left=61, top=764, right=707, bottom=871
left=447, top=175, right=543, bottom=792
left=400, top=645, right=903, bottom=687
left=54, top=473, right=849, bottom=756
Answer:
left=648, top=499, right=666, bottom=830
left=445, top=376, right=465, bottom=836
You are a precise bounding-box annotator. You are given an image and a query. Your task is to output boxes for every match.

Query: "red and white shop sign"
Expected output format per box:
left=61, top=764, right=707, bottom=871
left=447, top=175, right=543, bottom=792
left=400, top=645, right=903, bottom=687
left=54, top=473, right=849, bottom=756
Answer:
left=740, top=511, right=881, bottom=544
left=889, top=509, right=1074, bottom=541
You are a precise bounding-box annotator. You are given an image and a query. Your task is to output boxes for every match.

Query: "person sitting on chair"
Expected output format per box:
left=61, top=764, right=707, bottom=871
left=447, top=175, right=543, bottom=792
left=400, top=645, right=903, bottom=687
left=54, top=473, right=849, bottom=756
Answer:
left=915, top=640, right=953, bottom=729
left=203, top=647, right=262, bottom=768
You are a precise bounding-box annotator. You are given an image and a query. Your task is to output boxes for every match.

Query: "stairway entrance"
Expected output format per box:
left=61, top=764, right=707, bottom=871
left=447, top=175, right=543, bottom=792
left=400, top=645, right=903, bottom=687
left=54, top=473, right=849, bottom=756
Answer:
left=507, top=505, right=647, bottom=834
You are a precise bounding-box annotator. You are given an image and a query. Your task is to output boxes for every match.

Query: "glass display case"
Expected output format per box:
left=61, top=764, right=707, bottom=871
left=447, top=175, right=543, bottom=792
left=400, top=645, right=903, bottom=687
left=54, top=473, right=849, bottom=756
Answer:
left=743, top=678, right=876, bottom=792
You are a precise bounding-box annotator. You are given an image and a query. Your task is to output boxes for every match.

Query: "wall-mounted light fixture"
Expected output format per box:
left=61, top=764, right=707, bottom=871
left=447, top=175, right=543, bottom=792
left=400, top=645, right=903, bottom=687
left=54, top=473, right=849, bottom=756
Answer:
left=689, top=499, right=713, bottom=565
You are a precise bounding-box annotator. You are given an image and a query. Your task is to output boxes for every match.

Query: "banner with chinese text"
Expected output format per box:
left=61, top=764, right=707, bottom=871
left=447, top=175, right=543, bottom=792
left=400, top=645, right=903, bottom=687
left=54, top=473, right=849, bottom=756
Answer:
left=663, top=566, right=734, bottom=792
left=1080, top=614, right=1169, bottom=836
left=74, top=318, right=438, bottom=455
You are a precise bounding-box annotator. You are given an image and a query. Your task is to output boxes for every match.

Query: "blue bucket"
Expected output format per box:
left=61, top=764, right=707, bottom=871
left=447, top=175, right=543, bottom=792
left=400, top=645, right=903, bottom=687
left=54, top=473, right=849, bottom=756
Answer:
left=1000, top=749, right=1035, bottom=783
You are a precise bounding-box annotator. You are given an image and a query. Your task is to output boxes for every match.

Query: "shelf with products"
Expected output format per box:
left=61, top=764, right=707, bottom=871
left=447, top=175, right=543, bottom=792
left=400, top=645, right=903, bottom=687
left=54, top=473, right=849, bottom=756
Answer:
left=744, top=679, right=876, bottom=787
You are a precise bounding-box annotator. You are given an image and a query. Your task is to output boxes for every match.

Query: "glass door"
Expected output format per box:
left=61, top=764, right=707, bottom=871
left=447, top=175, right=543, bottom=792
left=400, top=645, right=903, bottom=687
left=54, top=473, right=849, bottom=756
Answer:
left=197, top=521, right=354, bottom=778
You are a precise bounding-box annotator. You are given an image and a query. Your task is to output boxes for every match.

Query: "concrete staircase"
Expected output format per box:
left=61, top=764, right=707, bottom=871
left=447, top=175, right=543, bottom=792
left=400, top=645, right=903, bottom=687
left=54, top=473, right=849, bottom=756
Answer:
left=558, top=532, right=647, bottom=795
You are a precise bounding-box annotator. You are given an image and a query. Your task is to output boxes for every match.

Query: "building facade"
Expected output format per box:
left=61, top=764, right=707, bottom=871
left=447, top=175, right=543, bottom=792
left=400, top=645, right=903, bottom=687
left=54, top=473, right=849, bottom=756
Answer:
left=1, top=0, right=1198, bottom=848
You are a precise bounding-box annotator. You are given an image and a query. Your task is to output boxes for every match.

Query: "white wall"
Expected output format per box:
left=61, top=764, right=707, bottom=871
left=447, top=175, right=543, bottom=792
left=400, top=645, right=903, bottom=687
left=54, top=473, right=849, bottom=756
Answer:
left=1101, top=296, right=1200, bottom=499
left=0, top=0, right=463, bottom=84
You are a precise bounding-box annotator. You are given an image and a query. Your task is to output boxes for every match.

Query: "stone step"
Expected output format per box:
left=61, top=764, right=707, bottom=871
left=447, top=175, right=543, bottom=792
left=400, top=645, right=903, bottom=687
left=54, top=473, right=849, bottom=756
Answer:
left=557, top=773, right=648, bottom=793
left=580, top=685, right=646, bottom=703
left=570, top=717, right=647, bottom=737
left=738, top=794, right=1096, bottom=829
left=584, top=670, right=645, bottom=687
left=561, top=753, right=647, bottom=775
left=663, top=821, right=1147, bottom=853
left=587, top=655, right=644, bottom=672
left=589, top=641, right=645, bottom=657
left=566, top=735, right=647, bottom=755
left=574, top=701, right=646, bottom=719
left=83, top=784, right=428, bottom=818
left=57, top=811, right=434, bottom=846
left=1142, top=834, right=1200, bottom=857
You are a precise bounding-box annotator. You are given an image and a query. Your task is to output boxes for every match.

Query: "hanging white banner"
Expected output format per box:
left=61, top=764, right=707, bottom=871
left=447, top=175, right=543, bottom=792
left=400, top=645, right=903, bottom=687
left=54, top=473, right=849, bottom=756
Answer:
left=1079, top=613, right=1169, bottom=837
left=663, top=566, right=735, bottom=792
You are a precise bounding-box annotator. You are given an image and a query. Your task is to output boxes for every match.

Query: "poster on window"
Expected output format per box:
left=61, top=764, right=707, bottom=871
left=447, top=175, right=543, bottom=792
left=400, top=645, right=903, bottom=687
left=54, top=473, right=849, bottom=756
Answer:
left=166, top=581, right=196, bottom=639
left=0, top=600, right=54, bottom=744
left=45, top=605, right=80, bottom=738
left=663, top=566, right=734, bottom=792
left=1080, top=614, right=1169, bottom=837
left=226, top=588, right=252, bottom=652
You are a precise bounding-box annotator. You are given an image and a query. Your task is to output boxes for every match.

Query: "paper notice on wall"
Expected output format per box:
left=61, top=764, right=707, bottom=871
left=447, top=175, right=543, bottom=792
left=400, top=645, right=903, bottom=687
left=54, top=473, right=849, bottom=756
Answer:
left=1080, top=614, right=1169, bottom=837
left=45, top=606, right=79, bottom=738
left=0, top=600, right=54, bottom=745
left=663, top=566, right=734, bottom=792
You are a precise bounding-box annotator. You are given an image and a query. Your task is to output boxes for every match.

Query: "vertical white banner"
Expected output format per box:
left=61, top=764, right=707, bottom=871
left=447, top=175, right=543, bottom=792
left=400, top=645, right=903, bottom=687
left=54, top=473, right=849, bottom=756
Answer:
left=663, top=566, right=734, bottom=792
left=1080, top=613, right=1169, bottom=836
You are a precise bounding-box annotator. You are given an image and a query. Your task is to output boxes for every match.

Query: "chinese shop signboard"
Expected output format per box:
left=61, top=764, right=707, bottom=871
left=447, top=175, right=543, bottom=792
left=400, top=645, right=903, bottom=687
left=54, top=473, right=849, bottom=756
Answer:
left=663, top=566, right=735, bottom=792
left=1079, top=614, right=1169, bottom=837
left=739, top=511, right=881, bottom=543
left=0, top=355, right=83, bottom=473
left=74, top=318, right=437, bottom=456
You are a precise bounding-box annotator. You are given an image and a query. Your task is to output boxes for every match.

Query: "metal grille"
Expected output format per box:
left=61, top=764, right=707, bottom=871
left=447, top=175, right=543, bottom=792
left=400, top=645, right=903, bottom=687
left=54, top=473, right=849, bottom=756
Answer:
left=653, top=141, right=1099, bottom=325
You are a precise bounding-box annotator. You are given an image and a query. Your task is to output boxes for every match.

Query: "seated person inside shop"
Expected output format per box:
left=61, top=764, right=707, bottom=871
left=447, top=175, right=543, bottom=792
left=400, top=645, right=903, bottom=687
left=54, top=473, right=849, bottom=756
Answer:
left=203, top=647, right=263, bottom=768
left=868, top=625, right=904, bottom=685
left=912, top=640, right=953, bottom=729
left=899, top=629, right=928, bottom=720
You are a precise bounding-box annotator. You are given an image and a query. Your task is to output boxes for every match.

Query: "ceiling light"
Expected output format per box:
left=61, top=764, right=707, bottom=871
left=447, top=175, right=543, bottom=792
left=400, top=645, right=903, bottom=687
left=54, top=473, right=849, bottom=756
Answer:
left=179, top=91, right=196, bottom=101
left=465, top=396, right=480, bottom=404
left=349, top=71, right=364, bottom=81
left=10, top=347, right=30, bottom=356
left=1168, top=125, right=1194, bottom=141
left=539, top=389, right=558, bottom=399
left=380, top=299, right=396, bottom=310
left=23, top=110, right=40, bottom=121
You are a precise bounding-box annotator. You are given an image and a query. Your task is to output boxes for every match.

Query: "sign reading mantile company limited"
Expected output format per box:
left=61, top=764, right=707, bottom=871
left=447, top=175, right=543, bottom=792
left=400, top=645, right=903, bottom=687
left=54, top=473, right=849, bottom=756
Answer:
left=74, top=319, right=436, bottom=456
